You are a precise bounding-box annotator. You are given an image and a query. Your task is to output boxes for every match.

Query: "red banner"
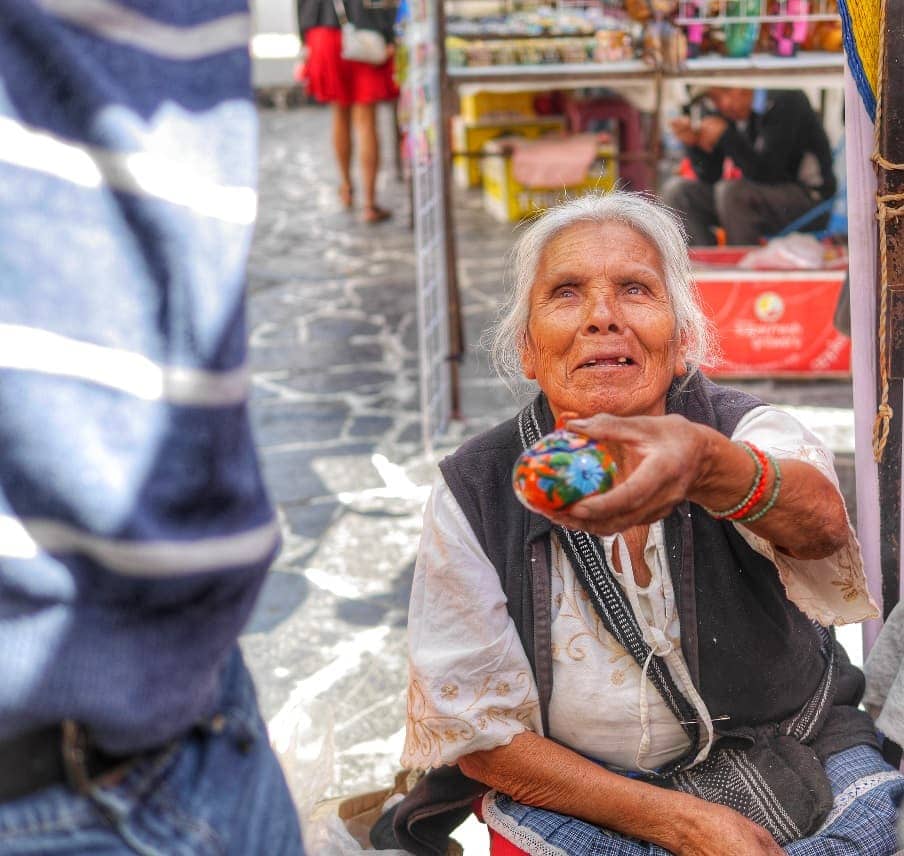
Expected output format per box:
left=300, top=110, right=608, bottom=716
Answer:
left=692, top=265, right=850, bottom=377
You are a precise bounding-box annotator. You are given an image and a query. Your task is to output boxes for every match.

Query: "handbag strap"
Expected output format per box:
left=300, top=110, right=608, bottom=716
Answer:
left=518, top=401, right=702, bottom=776
left=331, top=0, right=350, bottom=27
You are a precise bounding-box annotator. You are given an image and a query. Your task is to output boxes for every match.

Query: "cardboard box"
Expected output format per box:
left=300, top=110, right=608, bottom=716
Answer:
left=452, top=115, right=566, bottom=188
left=481, top=138, right=618, bottom=222
left=459, top=90, right=538, bottom=122
left=691, top=252, right=850, bottom=376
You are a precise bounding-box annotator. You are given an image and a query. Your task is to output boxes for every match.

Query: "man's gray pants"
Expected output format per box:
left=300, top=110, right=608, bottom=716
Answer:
left=661, top=176, right=825, bottom=245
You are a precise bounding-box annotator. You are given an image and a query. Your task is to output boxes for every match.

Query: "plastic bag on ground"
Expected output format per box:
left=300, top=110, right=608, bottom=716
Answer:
left=270, top=699, right=410, bottom=855
left=738, top=233, right=825, bottom=270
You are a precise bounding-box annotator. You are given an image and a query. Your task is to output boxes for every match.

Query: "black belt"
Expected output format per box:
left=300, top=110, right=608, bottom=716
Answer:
left=0, top=721, right=134, bottom=803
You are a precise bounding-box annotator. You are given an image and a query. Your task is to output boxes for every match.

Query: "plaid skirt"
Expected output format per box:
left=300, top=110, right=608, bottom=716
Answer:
left=482, top=745, right=904, bottom=856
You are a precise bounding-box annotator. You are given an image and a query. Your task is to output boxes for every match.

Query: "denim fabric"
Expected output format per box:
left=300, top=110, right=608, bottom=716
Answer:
left=0, top=649, right=303, bottom=855
left=484, top=744, right=904, bottom=855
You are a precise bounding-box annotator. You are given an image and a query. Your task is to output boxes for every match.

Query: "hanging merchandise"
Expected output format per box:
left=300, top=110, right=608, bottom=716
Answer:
left=672, top=0, right=842, bottom=61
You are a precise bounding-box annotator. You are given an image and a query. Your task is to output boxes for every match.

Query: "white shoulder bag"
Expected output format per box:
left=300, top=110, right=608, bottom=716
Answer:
left=332, top=0, right=389, bottom=65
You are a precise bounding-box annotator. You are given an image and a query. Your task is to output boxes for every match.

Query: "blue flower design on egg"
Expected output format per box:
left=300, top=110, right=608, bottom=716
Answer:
left=565, top=453, right=605, bottom=494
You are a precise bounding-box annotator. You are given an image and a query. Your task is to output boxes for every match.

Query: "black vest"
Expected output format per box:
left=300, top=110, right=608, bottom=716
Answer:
left=389, top=373, right=873, bottom=855
left=440, top=374, right=825, bottom=729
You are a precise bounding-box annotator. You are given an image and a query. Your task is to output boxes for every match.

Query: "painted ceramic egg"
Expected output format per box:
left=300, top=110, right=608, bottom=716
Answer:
left=512, top=429, right=618, bottom=514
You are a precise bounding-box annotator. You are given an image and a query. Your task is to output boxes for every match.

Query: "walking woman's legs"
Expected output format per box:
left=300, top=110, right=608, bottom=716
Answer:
left=352, top=101, right=389, bottom=221
left=332, top=103, right=353, bottom=207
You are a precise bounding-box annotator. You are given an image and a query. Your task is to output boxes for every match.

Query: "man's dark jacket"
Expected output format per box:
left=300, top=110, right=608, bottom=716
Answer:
left=689, top=89, right=837, bottom=201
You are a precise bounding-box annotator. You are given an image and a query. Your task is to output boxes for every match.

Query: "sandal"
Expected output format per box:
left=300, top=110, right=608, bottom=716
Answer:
left=362, top=205, right=391, bottom=224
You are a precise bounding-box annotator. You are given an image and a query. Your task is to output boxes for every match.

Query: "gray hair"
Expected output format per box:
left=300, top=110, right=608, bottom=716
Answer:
left=487, top=191, right=716, bottom=388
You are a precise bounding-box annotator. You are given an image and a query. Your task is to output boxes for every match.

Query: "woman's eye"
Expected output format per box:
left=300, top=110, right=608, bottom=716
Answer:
left=554, top=285, right=577, bottom=298
left=625, top=282, right=646, bottom=295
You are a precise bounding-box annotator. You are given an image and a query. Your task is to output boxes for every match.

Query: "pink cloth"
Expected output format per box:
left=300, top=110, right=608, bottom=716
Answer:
left=510, top=133, right=601, bottom=189
left=564, top=98, right=648, bottom=191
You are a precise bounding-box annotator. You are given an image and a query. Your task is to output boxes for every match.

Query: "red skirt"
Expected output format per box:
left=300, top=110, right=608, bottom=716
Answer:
left=472, top=798, right=530, bottom=855
left=301, top=27, right=398, bottom=106
left=490, top=829, right=530, bottom=855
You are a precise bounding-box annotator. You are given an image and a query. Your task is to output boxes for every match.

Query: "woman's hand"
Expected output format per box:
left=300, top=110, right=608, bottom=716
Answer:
left=548, top=413, right=706, bottom=536
left=677, top=802, right=785, bottom=856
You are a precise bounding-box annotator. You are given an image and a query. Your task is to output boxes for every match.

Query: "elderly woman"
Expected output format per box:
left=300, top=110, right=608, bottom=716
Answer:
left=389, top=193, right=904, bottom=856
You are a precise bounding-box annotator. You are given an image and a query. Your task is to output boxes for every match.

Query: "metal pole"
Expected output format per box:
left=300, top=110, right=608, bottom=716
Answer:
left=435, top=1, right=465, bottom=421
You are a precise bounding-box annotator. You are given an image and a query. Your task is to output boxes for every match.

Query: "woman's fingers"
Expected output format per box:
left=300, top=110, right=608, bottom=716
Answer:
left=552, top=477, right=679, bottom=535
left=541, top=422, right=698, bottom=532
left=529, top=413, right=706, bottom=532
left=566, top=414, right=652, bottom=448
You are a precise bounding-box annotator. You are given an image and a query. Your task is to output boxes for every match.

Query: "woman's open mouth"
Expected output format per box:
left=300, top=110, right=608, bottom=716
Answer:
left=578, top=357, right=634, bottom=368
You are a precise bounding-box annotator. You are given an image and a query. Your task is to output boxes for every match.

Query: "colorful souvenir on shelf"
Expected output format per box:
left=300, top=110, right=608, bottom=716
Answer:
left=770, top=0, right=810, bottom=57
left=724, top=0, right=760, bottom=57
left=806, top=19, right=842, bottom=51
left=678, top=0, right=705, bottom=58
left=512, top=428, right=618, bottom=514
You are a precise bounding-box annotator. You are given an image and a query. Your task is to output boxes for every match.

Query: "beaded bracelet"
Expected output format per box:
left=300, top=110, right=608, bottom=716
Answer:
left=728, top=444, right=771, bottom=520
left=703, top=441, right=767, bottom=520
left=740, top=453, right=782, bottom=523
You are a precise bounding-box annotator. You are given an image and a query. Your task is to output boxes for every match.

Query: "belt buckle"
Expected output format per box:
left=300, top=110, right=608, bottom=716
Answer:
left=61, top=720, right=92, bottom=795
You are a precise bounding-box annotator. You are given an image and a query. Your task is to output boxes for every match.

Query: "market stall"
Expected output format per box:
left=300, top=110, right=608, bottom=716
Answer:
left=404, top=0, right=849, bottom=442
left=690, top=243, right=850, bottom=376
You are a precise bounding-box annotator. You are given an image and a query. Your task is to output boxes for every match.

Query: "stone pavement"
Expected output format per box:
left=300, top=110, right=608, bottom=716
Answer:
left=239, top=102, right=859, bottom=846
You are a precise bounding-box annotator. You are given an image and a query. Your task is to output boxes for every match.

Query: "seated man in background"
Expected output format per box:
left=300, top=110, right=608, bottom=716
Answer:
left=662, top=87, right=837, bottom=245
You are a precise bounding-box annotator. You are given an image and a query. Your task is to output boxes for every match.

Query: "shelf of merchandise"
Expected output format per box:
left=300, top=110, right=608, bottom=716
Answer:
left=412, top=2, right=846, bottom=422
left=444, top=59, right=664, bottom=177
left=666, top=49, right=843, bottom=86
left=447, top=57, right=654, bottom=85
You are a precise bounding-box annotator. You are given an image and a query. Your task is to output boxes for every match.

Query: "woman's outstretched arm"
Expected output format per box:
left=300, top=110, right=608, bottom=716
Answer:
left=552, top=413, right=847, bottom=560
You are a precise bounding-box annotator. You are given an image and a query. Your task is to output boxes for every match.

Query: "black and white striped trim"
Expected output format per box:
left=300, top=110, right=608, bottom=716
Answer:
left=728, top=748, right=802, bottom=842
left=519, top=401, right=700, bottom=774
left=783, top=624, right=836, bottom=743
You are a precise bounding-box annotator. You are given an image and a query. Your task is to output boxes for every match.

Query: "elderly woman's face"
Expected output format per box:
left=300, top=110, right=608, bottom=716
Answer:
left=520, top=221, right=686, bottom=420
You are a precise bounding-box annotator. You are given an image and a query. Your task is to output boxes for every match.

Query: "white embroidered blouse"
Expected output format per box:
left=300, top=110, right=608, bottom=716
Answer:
left=402, top=406, right=877, bottom=773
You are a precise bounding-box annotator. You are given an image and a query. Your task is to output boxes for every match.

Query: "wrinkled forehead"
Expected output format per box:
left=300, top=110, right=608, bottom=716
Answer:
left=535, top=219, right=665, bottom=274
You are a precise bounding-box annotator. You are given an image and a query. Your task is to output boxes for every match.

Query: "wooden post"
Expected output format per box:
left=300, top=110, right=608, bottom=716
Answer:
left=876, top=0, right=904, bottom=618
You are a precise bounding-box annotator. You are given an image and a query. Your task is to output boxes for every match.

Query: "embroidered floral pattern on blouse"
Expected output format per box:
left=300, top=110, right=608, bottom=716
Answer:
left=829, top=534, right=870, bottom=603
left=403, top=670, right=539, bottom=768
left=735, top=445, right=877, bottom=625
left=551, top=541, right=634, bottom=686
